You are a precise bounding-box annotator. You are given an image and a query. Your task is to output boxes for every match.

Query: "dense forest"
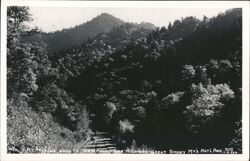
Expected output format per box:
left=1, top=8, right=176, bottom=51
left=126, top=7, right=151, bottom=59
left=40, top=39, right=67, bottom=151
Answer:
left=7, top=7, right=242, bottom=153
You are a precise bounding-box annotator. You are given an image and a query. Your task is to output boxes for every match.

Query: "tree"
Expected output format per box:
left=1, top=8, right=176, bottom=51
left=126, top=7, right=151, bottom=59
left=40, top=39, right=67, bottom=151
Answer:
left=183, top=83, right=235, bottom=134
left=228, top=120, right=242, bottom=152
left=7, top=7, right=37, bottom=97
left=207, top=59, right=219, bottom=78
left=7, top=7, right=53, bottom=98
left=7, top=6, right=31, bottom=47
left=195, top=66, right=209, bottom=84
left=74, top=108, right=90, bottom=142
left=181, top=65, right=196, bottom=81
left=167, top=22, right=172, bottom=30
left=103, top=102, right=117, bottom=124
left=219, top=60, right=233, bottom=73
left=119, top=119, right=134, bottom=134
left=117, top=119, right=135, bottom=147
left=162, top=92, right=184, bottom=107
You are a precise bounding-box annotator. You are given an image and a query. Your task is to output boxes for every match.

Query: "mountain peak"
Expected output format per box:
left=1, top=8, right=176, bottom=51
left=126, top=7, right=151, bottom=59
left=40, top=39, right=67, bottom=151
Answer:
left=99, top=13, right=114, bottom=17
left=92, top=13, right=124, bottom=23
left=44, top=13, right=125, bottom=53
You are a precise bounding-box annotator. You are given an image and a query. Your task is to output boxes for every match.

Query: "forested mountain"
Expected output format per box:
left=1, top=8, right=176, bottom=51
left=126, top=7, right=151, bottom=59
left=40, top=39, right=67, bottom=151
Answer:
left=41, top=13, right=124, bottom=53
left=41, top=13, right=155, bottom=54
left=51, top=22, right=155, bottom=80
left=7, top=7, right=242, bottom=154
left=65, top=8, right=242, bottom=150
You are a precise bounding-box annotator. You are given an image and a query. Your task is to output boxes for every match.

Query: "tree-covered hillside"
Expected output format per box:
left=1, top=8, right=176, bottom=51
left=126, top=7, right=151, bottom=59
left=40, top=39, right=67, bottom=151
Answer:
left=65, top=8, right=242, bottom=151
left=42, top=13, right=125, bottom=53
left=40, top=13, right=155, bottom=54
left=51, top=22, right=155, bottom=81
left=7, top=7, right=242, bottom=153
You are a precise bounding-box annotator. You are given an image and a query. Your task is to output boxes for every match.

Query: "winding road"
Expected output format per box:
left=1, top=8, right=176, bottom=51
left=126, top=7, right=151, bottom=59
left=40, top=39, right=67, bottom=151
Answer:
left=77, top=132, right=119, bottom=153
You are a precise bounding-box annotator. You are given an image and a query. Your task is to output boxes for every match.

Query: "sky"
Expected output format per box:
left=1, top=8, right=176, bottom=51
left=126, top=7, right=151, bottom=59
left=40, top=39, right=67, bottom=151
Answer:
left=28, top=7, right=231, bottom=33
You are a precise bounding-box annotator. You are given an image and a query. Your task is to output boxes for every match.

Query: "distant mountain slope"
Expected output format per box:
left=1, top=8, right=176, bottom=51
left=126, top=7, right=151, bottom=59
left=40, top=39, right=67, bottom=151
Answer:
left=43, top=13, right=125, bottom=53
left=53, top=22, right=155, bottom=80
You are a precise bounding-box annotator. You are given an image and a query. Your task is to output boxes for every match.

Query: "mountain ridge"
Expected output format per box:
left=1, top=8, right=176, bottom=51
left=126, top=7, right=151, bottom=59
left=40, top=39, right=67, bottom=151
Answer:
left=42, top=13, right=155, bottom=54
left=43, top=13, right=125, bottom=53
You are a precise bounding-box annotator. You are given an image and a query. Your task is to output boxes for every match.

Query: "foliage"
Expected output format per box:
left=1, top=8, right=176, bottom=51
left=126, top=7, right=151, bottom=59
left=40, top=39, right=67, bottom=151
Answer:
left=162, top=92, right=184, bottom=106
left=64, top=8, right=242, bottom=150
left=7, top=6, right=90, bottom=153
left=183, top=83, right=235, bottom=134
left=228, top=120, right=242, bottom=152
left=7, top=96, right=76, bottom=153
left=181, top=65, right=196, bottom=81
left=53, top=22, right=154, bottom=81
left=119, top=119, right=134, bottom=134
